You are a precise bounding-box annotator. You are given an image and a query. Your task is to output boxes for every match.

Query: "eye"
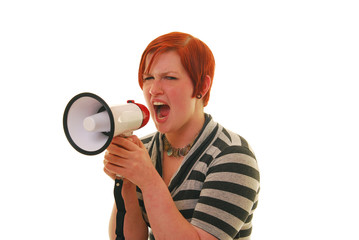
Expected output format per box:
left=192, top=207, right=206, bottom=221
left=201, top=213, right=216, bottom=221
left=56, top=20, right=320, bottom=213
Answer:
left=164, top=76, right=177, bottom=80
left=143, top=76, right=154, bottom=81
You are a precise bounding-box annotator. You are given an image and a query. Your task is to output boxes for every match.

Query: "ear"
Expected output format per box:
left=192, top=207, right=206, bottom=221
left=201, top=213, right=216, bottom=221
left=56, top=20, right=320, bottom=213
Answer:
left=201, top=75, right=212, bottom=97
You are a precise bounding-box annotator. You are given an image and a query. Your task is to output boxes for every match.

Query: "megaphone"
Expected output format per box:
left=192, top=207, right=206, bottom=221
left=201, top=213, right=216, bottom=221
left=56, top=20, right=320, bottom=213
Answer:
left=63, top=92, right=150, bottom=155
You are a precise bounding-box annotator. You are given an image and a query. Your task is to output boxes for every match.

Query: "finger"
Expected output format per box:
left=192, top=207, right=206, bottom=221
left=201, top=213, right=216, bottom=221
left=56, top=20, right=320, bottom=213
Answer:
left=104, top=151, right=130, bottom=166
left=103, top=165, right=116, bottom=180
left=131, top=135, right=147, bottom=150
left=112, top=136, right=139, bottom=151
left=104, top=161, right=125, bottom=177
left=107, top=143, right=130, bottom=158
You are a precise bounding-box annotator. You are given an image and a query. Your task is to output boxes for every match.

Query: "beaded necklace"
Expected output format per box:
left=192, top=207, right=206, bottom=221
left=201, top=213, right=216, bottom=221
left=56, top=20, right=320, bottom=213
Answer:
left=163, top=135, right=195, bottom=158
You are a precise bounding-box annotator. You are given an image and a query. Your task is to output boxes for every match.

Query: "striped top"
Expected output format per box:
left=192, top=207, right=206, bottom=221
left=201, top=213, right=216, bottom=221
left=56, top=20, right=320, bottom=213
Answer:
left=137, top=114, right=260, bottom=240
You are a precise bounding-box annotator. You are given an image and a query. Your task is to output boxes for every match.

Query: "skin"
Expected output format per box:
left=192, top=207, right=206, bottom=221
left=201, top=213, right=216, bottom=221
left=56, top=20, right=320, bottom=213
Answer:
left=104, top=51, right=215, bottom=240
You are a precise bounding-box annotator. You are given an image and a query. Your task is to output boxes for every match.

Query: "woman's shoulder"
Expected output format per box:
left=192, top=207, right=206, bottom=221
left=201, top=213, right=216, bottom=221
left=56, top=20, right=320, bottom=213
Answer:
left=210, top=123, right=256, bottom=158
left=140, top=132, right=160, bottom=151
left=140, top=132, right=157, bottom=143
left=207, top=125, right=260, bottom=184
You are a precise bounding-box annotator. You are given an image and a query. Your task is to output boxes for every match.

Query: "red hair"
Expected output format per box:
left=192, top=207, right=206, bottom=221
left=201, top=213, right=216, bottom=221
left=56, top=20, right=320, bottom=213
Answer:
left=138, top=32, right=215, bottom=106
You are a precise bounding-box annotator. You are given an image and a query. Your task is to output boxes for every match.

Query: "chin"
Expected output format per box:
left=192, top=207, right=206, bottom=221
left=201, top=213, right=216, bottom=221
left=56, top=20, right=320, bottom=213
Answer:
left=154, top=122, right=170, bottom=134
left=152, top=113, right=170, bottom=132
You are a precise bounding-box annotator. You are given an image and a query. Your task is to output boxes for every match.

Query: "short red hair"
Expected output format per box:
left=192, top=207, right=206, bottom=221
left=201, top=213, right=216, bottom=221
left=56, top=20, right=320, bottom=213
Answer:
left=138, top=32, right=215, bottom=107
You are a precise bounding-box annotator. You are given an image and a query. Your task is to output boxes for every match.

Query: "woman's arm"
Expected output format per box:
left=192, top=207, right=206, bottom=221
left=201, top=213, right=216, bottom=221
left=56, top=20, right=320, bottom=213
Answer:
left=140, top=173, right=217, bottom=240
left=107, top=183, right=148, bottom=240
left=105, top=163, right=148, bottom=239
left=122, top=179, right=148, bottom=240
left=104, top=136, right=216, bottom=240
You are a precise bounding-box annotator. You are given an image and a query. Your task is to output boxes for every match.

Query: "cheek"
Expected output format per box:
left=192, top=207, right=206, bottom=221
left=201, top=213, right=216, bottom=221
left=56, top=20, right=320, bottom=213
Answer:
left=142, top=85, right=151, bottom=104
left=171, top=87, right=195, bottom=111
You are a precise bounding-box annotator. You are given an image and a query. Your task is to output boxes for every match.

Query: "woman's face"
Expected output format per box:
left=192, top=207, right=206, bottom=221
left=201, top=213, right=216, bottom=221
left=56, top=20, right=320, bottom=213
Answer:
left=142, top=51, right=202, bottom=135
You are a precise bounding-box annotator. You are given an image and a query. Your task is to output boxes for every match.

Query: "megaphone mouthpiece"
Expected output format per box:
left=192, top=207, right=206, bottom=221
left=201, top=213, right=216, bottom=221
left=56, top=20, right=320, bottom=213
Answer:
left=83, top=111, right=111, bottom=132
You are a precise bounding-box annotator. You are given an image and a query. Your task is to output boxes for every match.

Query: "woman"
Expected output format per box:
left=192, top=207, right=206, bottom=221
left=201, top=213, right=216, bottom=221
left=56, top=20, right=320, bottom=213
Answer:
left=104, top=32, right=260, bottom=240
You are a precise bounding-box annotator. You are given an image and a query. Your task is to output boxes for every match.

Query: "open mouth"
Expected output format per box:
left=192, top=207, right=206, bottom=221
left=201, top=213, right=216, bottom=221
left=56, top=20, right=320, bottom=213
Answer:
left=153, top=102, right=170, bottom=119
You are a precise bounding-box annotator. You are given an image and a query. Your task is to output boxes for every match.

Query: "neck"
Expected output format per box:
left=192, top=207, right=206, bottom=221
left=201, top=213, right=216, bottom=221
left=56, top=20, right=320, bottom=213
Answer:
left=165, top=112, right=205, bottom=148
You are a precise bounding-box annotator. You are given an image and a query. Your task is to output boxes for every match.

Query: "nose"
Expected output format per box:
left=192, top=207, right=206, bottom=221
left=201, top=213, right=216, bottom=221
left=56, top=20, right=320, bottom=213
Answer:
left=149, top=79, right=163, bottom=96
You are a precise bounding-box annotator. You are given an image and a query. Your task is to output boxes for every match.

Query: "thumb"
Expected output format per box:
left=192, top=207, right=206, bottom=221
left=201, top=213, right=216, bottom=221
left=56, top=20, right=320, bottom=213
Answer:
left=130, top=135, right=146, bottom=150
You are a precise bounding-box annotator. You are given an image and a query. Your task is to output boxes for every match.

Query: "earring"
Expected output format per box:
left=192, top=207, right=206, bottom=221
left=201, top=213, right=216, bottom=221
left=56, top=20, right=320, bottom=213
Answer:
left=196, top=94, right=202, bottom=99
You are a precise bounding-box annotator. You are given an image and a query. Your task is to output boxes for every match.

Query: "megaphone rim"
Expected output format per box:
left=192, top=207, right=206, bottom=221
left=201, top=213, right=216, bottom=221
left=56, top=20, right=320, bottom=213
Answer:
left=63, top=92, right=115, bottom=155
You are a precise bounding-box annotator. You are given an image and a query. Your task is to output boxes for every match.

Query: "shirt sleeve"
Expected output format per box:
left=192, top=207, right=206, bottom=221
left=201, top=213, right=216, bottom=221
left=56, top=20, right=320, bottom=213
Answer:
left=190, top=145, right=260, bottom=240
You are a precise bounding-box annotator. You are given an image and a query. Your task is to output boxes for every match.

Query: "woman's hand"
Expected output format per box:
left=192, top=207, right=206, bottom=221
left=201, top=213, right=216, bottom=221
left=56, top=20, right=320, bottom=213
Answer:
left=104, top=136, right=150, bottom=240
left=103, top=135, right=157, bottom=189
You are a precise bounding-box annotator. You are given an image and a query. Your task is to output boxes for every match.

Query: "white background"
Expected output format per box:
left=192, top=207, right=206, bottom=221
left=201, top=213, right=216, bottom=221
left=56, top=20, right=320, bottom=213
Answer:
left=1, top=1, right=358, bottom=239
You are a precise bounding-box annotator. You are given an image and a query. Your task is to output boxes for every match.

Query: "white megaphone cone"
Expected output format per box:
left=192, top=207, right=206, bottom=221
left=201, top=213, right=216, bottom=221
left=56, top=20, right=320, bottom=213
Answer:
left=63, top=92, right=149, bottom=155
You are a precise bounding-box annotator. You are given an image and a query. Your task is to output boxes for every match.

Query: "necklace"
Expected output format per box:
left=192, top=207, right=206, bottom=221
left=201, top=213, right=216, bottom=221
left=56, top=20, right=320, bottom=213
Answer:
left=163, top=135, right=195, bottom=158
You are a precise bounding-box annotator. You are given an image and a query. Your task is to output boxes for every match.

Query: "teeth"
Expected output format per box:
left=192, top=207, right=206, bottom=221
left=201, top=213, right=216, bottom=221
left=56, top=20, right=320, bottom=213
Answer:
left=153, top=102, right=166, bottom=106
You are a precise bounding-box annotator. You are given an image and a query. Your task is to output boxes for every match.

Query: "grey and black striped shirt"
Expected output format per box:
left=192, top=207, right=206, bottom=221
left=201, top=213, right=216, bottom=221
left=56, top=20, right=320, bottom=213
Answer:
left=138, top=114, right=260, bottom=240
